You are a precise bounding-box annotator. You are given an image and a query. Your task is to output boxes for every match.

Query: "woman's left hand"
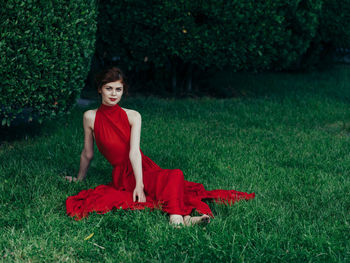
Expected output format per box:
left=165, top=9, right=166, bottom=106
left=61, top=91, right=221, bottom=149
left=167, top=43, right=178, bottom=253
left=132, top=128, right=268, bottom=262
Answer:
left=133, top=185, right=146, bottom=203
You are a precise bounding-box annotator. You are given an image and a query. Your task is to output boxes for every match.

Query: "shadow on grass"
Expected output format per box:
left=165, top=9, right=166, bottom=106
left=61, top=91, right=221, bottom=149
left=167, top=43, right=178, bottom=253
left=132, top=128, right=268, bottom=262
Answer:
left=205, top=64, right=350, bottom=104
left=0, top=104, right=86, bottom=144
left=0, top=121, right=43, bottom=144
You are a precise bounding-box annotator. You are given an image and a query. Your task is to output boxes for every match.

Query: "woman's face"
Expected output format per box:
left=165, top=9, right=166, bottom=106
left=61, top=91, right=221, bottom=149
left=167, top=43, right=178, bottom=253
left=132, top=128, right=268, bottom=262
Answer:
left=100, top=80, right=124, bottom=106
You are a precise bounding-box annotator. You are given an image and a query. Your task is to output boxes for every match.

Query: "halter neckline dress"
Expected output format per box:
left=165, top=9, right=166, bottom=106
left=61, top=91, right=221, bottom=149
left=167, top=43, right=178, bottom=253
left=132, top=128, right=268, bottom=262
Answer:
left=66, top=103, right=255, bottom=220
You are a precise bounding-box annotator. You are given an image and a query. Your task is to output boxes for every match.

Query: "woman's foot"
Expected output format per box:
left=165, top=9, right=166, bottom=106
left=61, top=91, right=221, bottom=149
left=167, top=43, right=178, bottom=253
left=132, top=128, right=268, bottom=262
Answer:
left=183, top=215, right=210, bottom=226
left=169, top=214, right=184, bottom=227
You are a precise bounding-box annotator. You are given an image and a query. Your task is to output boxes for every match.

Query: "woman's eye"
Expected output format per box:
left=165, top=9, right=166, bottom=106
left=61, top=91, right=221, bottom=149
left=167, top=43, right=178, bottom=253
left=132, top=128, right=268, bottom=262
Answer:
left=105, top=87, right=122, bottom=91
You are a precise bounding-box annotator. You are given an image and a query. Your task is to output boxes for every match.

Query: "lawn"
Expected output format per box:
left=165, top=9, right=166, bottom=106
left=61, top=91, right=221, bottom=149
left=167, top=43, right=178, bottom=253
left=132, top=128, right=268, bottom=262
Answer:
left=0, top=65, right=349, bottom=262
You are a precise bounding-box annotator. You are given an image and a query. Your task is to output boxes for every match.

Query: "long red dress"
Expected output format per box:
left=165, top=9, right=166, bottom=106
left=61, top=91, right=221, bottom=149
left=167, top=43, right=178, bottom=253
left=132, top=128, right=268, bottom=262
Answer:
left=66, top=103, right=255, bottom=220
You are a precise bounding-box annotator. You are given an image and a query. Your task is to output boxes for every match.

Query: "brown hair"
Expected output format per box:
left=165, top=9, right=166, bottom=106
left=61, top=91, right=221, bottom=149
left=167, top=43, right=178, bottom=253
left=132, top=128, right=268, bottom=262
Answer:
left=95, top=67, right=129, bottom=96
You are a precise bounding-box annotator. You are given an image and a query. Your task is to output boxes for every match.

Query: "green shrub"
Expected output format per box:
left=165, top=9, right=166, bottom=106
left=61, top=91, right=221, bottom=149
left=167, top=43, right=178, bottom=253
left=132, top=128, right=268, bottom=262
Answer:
left=95, top=0, right=322, bottom=94
left=319, top=0, right=350, bottom=48
left=301, top=0, right=350, bottom=68
left=0, top=0, right=97, bottom=126
left=96, top=0, right=321, bottom=71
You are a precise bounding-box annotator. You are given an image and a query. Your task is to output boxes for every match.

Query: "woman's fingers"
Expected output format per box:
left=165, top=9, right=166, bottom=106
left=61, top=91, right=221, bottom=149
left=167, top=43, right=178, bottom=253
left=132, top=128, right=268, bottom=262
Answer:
left=63, top=176, right=79, bottom=183
left=133, top=189, right=146, bottom=202
left=64, top=176, right=72, bottom=182
left=139, top=192, right=146, bottom=203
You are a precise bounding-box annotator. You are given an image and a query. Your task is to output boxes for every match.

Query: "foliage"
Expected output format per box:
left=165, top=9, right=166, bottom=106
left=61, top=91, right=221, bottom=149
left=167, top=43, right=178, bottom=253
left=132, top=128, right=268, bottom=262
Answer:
left=301, top=0, right=350, bottom=68
left=0, top=0, right=98, bottom=126
left=96, top=0, right=322, bottom=71
left=319, top=0, right=350, bottom=48
left=96, top=0, right=323, bottom=93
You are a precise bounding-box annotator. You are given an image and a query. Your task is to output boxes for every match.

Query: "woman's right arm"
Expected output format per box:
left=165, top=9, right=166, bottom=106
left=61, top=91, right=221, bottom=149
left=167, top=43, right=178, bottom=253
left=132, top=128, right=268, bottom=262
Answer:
left=65, top=111, right=94, bottom=182
left=76, top=111, right=95, bottom=181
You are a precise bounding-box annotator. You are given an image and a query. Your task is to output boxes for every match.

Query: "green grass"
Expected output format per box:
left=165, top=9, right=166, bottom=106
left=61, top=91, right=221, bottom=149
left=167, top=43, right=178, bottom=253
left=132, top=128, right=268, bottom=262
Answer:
left=1, top=65, right=350, bottom=262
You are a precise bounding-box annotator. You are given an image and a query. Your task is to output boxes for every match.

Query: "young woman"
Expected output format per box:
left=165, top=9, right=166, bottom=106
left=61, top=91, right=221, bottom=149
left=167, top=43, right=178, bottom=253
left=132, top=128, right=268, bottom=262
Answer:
left=65, top=67, right=254, bottom=226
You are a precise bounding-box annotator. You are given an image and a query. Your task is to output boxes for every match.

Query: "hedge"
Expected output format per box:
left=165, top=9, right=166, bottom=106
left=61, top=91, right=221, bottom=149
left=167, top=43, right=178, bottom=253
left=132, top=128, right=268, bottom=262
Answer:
left=95, top=0, right=324, bottom=94
left=301, top=0, right=350, bottom=68
left=0, top=0, right=97, bottom=126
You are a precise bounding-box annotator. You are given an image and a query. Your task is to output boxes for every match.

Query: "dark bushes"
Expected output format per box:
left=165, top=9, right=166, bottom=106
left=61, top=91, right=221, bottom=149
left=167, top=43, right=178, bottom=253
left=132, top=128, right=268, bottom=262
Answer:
left=302, top=0, right=350, bottom=68
left=96, top=0, right=326, bottom=93
left=96, top=0, right=350, bottom=94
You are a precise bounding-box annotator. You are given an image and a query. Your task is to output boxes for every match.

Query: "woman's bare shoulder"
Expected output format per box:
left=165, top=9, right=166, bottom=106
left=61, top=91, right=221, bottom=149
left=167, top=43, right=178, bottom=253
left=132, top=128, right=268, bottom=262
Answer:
left=83, top=109, right=97, bottom=128
left=121, top=107, right=141, bottom=123
left=83, top=109, right=97, bottom=118
left=122, top=107, right=141, bottom=115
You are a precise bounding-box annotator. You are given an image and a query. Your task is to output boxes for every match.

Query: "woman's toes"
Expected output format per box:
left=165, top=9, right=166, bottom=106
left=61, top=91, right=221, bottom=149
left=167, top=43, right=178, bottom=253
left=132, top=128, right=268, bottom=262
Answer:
left=201, top=215, right=210, bottom=224
left=169, top=215, right=184, bottom=227
left=184, top=215, right=211, bottom=226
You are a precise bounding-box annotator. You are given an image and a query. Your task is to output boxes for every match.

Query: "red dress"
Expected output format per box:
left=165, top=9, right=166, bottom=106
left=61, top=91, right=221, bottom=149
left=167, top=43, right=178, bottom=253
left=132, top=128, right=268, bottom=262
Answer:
left=66, top=103, right=255, bottom=220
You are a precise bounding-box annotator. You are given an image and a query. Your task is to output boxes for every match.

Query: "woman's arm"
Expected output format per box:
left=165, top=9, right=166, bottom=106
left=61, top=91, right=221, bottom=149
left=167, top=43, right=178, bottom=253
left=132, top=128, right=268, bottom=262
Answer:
left=77, top=111, right=95, bottom=180
left=65, top=110, right=94, bottom=182
left=127, top=109, right=146, bottom=202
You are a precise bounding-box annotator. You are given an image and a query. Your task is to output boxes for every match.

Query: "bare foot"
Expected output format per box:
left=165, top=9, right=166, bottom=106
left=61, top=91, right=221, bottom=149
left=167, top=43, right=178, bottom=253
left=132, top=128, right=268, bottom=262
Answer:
left=183, top=215, right=210, bottom=226
left=169, top=214, right=184, bottom=228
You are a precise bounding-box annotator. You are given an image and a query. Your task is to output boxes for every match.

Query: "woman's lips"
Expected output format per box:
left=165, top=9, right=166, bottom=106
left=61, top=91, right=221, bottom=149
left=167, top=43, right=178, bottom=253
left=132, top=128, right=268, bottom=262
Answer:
left=109, top=98, right=117, bottom=101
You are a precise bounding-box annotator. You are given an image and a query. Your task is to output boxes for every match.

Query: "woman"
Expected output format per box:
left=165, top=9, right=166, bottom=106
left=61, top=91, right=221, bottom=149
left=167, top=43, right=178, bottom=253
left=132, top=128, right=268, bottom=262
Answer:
left=65, top=67, right=254, bottom=226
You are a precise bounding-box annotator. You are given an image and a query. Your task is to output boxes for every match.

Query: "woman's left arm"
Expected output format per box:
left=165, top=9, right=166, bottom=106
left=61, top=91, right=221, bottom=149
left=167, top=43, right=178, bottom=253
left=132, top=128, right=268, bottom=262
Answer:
left=128, top=109, right=146, bottom=203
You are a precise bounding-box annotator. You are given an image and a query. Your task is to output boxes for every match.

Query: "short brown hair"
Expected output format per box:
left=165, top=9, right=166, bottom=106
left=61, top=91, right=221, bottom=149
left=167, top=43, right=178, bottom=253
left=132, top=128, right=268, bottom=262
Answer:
left=95, top=67, right=129, bottom=96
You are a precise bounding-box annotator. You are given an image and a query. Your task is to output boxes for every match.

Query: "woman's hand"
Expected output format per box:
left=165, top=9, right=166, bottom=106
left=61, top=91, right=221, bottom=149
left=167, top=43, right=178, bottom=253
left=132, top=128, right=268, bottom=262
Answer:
left=64, top=176, right=81, bottom=183
left=133, top=184, right=146, bottom=202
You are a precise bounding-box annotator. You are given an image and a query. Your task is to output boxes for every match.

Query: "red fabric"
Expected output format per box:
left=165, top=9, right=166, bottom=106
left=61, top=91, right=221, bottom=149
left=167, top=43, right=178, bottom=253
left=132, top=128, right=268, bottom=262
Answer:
left=66, top=103, right=255, bottom=220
